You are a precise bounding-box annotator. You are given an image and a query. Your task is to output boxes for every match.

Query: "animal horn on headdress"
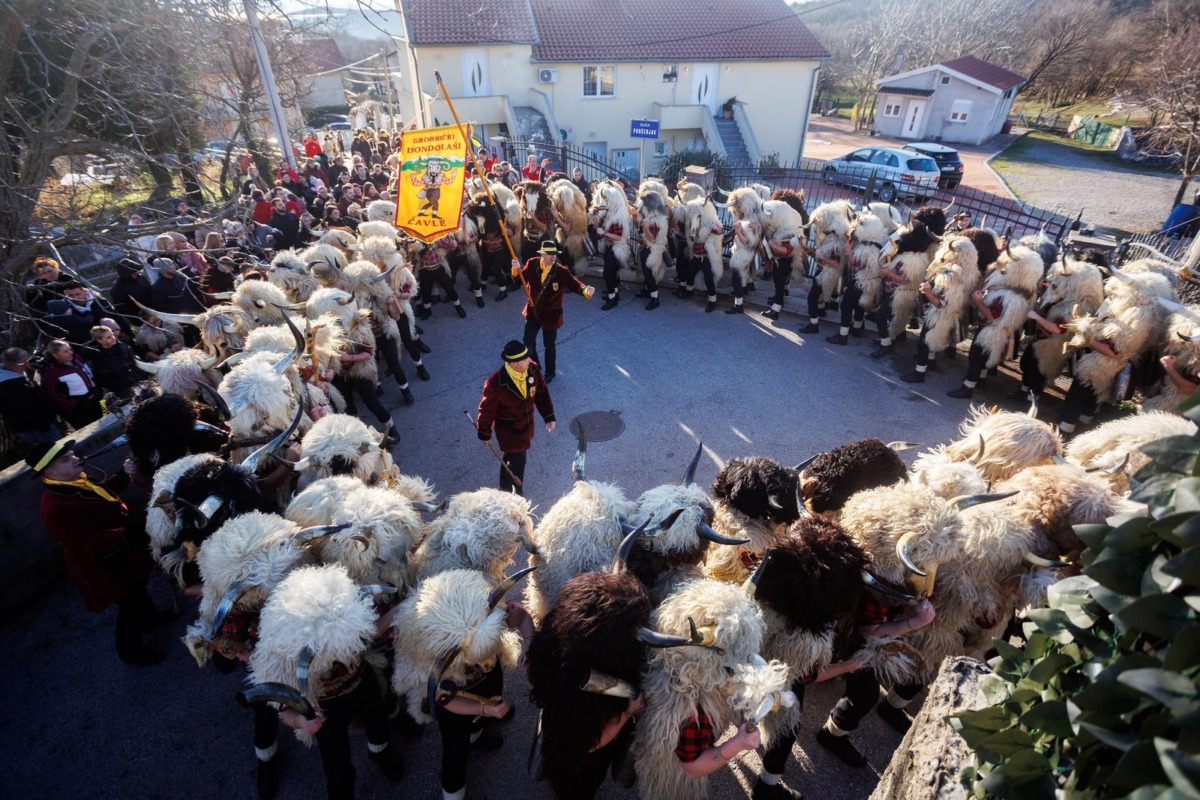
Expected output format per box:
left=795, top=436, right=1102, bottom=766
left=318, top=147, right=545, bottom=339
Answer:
left=635, top=627, right=697, bottom=648
left=794, top=453, right=819, bottom=472
left=135, top=358, right=162, bottom=375
left=1086, top=453, right=1131, bottom=475
left=743, top=551, right=772, bottom=595
left=950, top=490, right=1018, bottom=509
left=237, top=683, right=315, bottom=718
left=410, top=498, right=448, bottom=514
left=861, top=570, right=919, bottom=604
left=682, top=441, right=703, bottom=486
left=886, top=441, right=921, bottom=452
left=209, top=579, right=253, bottom=635
left=426, top=645, right=462, bottom=721
left=295, top=522, right=352, bottom=542
left=578, top=669, right=638, bottom=698
left=942, top=198, right=955, bottom=214
left=1024, top=551, right=1064, bottom=567
left=895, top=532, right=926, bottom=577
left=697, top=521, right=750, bottom=546
left=196, top=381, right=232, bottom=421
left=571, top=429, right=587, bottom=482
left=368, top=264, right=397, bottom=284
left=1003, top=225, right=1014, bottom=257
left=486, top=565, right=537, bottom=611
left=271, top=309, right=305, bottom=375
left=241, top=401, right=304, bottom=474
left=611, top=515, right=653, bottom=572
left=1107, top=265, right=1134, bottom=282
left=1027, top=393, right=1039, bottom=419
left=359, top=584, right=398, bottom=597
left=131, top=296, right=199, bottom=326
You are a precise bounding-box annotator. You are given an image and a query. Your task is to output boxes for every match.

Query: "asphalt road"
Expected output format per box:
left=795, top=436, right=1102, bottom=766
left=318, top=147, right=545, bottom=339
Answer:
left=0, top=275, right=1014, bottom=799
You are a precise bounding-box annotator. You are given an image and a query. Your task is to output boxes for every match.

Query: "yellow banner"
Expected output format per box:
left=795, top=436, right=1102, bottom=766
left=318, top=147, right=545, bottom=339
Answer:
left=395, top=124, right=470, bottom=242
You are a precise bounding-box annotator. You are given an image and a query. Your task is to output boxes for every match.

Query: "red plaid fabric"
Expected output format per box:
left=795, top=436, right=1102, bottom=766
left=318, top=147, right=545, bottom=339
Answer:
left=860, top=599, right=891, bottom=627
left=218, top=608, right=258, bottom=644
left=675, top=709, right=715, bottom=763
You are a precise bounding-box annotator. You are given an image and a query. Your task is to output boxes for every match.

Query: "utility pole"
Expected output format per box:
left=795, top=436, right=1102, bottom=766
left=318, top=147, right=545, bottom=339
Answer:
left=244, top=0, right=296, bottom=170
left=381, top=49, right=397, bottom=129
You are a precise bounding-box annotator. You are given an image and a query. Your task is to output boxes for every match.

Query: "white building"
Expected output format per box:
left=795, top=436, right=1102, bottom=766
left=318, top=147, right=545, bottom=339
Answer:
left=874, top=56, right=1025, bottom=146
left=392, top=0, right=829, bottom=176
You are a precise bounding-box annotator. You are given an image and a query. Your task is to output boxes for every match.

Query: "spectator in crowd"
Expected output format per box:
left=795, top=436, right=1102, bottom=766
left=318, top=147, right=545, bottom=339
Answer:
left=362, top=182, right=380, bottom=203
left=26, top=256, right=70, bottom=315
left=303, top=133, right=324, bottom=168
left=26, top=439, right=164, bottom=666
left=83, top=325, right=138, bottom=399
left=149, top=259, right=206, bottom=316
left=126, top=215, right=160, bottom=267
left=245, top=220, right=280, bottom=255
left=133, top=311, right=184, bottom=361
left=39, top=339, right=103, bottom=429
left=522, top=155, right=552, bottom=183
left=311, top=183, right=332, bottom=219
left=572, top=167, right=591, bottom=203
left=369, top=163, right=391, bottom=191
left=351, top=133, right=373, bottom=163
left=327, top=154, right=348, bottom=188
left=42, top=299, right=94, bottom=346
left=202, top=256, right=238, bottom=295
left=267, top=197, right=299, bottom=250
left=250, top=190, right=273, bottom=224
left=0, top=348, right=62, bottom=444
left=322, top=205, right=347, bottom=229
left=350, top=163, right=371, bottom=187
left=108, top=258, right=153, bottom=324
left=337, top=183, right=363, bottom=216
left=478, top=148, right=496, bottom=174
left=63, top=280, right=130, bottom=337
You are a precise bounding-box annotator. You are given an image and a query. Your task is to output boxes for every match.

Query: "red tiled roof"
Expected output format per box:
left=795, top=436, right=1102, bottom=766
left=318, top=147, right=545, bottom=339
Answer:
left=404, top=0, right=539, bottom=45
left=304, top=38, right=349, bottom=74
left=940, top=55, right=1025, bottom=91
left=529, top=0, right=830, bottom=62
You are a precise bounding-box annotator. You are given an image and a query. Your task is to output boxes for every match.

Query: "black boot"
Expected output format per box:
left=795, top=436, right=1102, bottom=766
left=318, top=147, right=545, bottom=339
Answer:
left=368, top=744, right=406, bottom=781
left=705, top=300, right=717, bottom=312
left=673, top=286, right=693, bottom=299
left=870, top=344, right=894, bottom=359
left=645, top=297, right=660, bottom=310
left=470, top=727, right=504, bottom=751
left=753, top=779, right=804, bottom=800
left=877, top=701, right=913, bottom=733
left=761, top=308, right=779, bottom=320
left=475, top=294, right=486, bottom=308
left=816, top=727, right=867, bottom=768
left=725, top=304, right=744, bottom=315
left=416, top=364, right=430, bottom=381
left=415, top=339, right=432, bottom=354
left=826, top=333, right=848, bottom=345
left=947, top=385, right=974, bottom=399
left=900, top=371, right=926, bottom=384
left=455, top=304, right=467, bottom=318
left=401, top=387, right=415, bottom=405
left=634, top=288, right=652, bottom=299
left=496, top=288, right=508, bottom=302
left=849, top=325, right=865, bottom=338
left=799, top=322, right=820, bottom=334
left=256, top=756, right=281, bottom=800
left=601, top=294, right=620, bottom=311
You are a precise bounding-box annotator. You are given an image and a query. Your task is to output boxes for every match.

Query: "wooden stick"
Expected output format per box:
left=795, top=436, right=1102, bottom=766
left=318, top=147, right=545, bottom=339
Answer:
left=464, top=410, right=523, bottom=488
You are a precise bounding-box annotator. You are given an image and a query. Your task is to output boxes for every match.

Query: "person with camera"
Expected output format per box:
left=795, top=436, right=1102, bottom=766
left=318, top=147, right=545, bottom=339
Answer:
left=522, top=154, right=552, bottom=183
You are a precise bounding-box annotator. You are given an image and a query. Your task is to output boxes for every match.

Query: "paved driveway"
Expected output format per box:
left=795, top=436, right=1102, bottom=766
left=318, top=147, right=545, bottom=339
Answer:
left=0, top=281, right=1027, bottom=799
left=804, top=116, right=1016, bottom=195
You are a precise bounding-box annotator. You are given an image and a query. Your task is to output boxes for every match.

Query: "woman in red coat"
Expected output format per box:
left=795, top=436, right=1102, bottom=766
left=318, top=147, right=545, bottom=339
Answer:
left=476, top=340, right=556, bottom=495
left=27, top=439, right=163, bottom=666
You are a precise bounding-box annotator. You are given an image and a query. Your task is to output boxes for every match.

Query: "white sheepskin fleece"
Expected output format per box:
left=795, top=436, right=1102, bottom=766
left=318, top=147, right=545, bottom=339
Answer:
left=232, top=280, right=291, bottom=326
left=702, top=503, right=787, bottom=585
left=414, top=489, right=532, bottom=584
left=152, top=349, right=220, bottom=399
left=634, top=483, right=713, bottom=557
left=304, top=288, right=356, bottom=329
left=296, top=413, right=386, bottom=488
left=219, top=352, right=297, bottom=438
left=285, top=476, right=365, bottom=527
left=523, top=480, right=635, bottom=624
left=1066, top=412, right=1196, bottom=485
left=910, top=446, right=989, bottom=499
left=944, top=405, right=1062, bottom=483
left=323, top=484, right=422, bottom=589
left=356, top=219, right=398, bottom=240
left=250, top=564, right=376, bottom=712
left=366, top=200, right=397, bottom=223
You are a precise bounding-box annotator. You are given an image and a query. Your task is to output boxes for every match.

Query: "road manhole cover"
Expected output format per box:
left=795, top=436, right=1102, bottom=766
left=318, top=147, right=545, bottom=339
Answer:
left=569, top=411, right=625, bottom=443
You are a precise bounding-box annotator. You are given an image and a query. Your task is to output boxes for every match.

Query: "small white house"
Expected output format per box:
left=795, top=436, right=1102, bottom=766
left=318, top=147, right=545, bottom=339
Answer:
left=874, top=55, right=1024, bottom=146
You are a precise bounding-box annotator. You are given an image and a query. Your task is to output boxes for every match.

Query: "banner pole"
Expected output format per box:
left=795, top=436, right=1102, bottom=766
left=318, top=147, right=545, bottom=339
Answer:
left=432, top=69, right=535, bottom=310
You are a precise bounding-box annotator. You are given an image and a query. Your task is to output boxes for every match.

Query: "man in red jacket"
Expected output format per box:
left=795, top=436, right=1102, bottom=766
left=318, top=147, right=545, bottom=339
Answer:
left=476, top=340, right=556, bottom=495
left=511, top=241, right=595, bottom=383
left=26, top=439, right=164, bottom=665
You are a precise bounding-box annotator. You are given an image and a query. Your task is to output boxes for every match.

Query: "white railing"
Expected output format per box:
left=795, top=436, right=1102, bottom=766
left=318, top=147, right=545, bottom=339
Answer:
left=731, top=101, right=763, bottom=165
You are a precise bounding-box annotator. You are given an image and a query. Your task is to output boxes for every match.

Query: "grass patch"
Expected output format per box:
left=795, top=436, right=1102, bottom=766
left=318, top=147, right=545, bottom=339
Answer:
left=991, top=131, right=1177, bottom=178
left=1011, top=98, right=1149, bottom=127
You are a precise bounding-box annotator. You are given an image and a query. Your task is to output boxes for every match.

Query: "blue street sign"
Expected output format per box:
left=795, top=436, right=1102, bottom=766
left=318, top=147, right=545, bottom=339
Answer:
left=630, top=119, right=660, bottom=139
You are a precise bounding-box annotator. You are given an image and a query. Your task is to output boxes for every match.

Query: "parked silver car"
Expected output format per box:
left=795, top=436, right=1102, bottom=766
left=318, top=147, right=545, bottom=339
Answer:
left=822, top=146, right=941, bottom=203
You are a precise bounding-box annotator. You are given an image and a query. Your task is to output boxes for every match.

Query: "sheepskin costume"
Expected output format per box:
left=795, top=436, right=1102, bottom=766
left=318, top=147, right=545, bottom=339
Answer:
left=922, top=235, right=980, bottom=355
left=193, top=304, right=251, bottom=358
left=300, top=241, right=349, bottom=275
left=527, top=570, right=651, bottom=797
left=910, top=204, right=949, bottom=237
left=994, top=463, right=1117, bottom=562
left=944, top=405, right=1063, bottom=483
left=172, top=457, right=269, bottom=555
left=635, top=187, right=671, bottom=282
left=726, top=188, right=765, bottom=287
left=285, top=475, right=365, bottom=527
left=413, top=489, right=534, bottom=585
left=634, top=578, right=794, bottom=800
left=682, top=195, right=724, bottom=287
left=138, top=348, right=221, bottom=400
left=703, top=458, right=800, bottom=584
left=546, top=178, right=588, bottom=266
left=219, top=351, right=301, bottom=451
left=317, top=228, right=357, bottom=254
left=1144, top=301, right=1200, bottom=414
left=760, top=196, right=807, bottom=258
left=294, top=413, right=393, bottom=490
left=250, top=564, right=377, bottom=744
left=390, top=568, right=523, bottom=724
left=231, top=280, right=291, bottom=327
left=343, top=259, right=401, bottom=341
left=125, top=392, right=207, bottom=477
left=146, top=453, right=222, bottom=585
left=456, top=213, right=485, bottom=279
left=1030, top=256, right=1105, bottom=387
left=1066, top=411, right=1197, bottom=493
left=315, top=484, right=423, bottom=591
left=961, top=227, right=999, bottom=278
left=847, top=212, right=890, bottom=311
left=910, top=446, right=989, bottom=500
left=880, top=221, right=937, bottom=342
left=365, top=199, right=397, bottom=223
left=268, top=250, right=319, bottom=303
left=590, top=181, right=634, bottom=271
left=183, top=511, right=304, bottom=666
left=973, top=244, right=1043, bottom=368
left=808, top=200, right=856, bottom=300
left=628, top=482, right=719, bottom=602
left=134, top=318, right=184, bottom=357
left=523, top=479, right=636, bottom=625
left=799, top=438, right=909, bottom=517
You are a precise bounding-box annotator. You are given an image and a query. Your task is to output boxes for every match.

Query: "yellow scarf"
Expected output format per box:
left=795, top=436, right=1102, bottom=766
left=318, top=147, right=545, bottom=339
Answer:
left=504, top=364, right=529, bottom=399
left=43, top=473, right=120, bottom=502
left=539, top=259, right=554, bottom=286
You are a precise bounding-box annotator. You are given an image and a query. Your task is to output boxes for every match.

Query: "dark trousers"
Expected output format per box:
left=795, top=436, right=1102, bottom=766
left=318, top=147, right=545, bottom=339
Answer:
left=639, top=247, right=658, bottom=293
left=448, top=252, right=482, bottom=292
left=1061, top=379, right=1100, bottom=425
left=914, top=323, right=936, bottom=368
left=255, top=702, right=280, bottom=753
left=876, top=290, right=894, bottom=338
left=731, top=269, right=745, bottom=299
left=963, top=340, right=989, bottom=384
left=839, top=285, right=865, bottom=328
left=521, top=237, right=541, bottom=264
left=114, top=584, right=154, bottom=660
left=314, top=674, right=393, bottom=800
left=418, top=268, right=459, bottom=306
left=602, top=248, right=621, bottom=296
left=377, top=336, right=410, bottom=387
left=831, top=671, right=922, bottom=732
left=675, top=245, right=694, bottom=286
left=548, top=725, right=634, bottom=800
left=334, top=375, right=390, bottom=424
left=761, top=679, right=806, bottom=775
left=395, top=319, right=423, bottom=360
left=500, top=449, right=527, bottom=495
left=437, top=666, right=503, bottom=793
left=694, top=253, right=717, bottom=297
left=523, top=316, right=558, bottom=378
left=1020, top=343, right=1048, bottom=395
left=483, top=249, right=512, bottom=290
left=769, top=257, right=792, bottom=307
left=807, top=279, right=825, bottom=319
left=65, top=393, right=104, bottom=430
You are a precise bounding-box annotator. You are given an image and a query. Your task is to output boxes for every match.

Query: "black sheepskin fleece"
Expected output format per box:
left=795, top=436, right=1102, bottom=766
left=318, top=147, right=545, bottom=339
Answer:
left=961, top=228, right=999, bottom=274
left=1079, top=248, right=1109, bottom=267
left=174, top=460, right=272, bottom=543
left=756, top=519, right=868, bottom=633
left=911, top=205, right=948, bottom=236
left=894, top=220, right=937, bottom=256
left=771, top=188, right=810, bottom=225
left=126, top=393, right=198, bottom=476
left=712, top=457, right=800, bottom=525
left=803, top=438, right=908, bottom=514
left=467, top=193, right=502, bottom=234
left=527, top=572, right=650, bottom=791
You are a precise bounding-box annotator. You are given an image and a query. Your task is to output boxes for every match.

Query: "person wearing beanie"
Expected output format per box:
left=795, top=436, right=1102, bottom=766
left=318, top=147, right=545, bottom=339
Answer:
left=109, top=257, right=153, bottom=322
left=25, top=439, right=163, bottom=666
left=511, top=241, right=595, bottom=384
left=475, top=340, right=556, bottom=495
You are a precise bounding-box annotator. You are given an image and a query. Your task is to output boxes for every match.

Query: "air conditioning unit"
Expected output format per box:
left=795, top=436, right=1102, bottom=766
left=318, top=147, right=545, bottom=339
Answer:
left=538, top=68, right=558, bottom=84
left=559, top=126, right=575, bottom=143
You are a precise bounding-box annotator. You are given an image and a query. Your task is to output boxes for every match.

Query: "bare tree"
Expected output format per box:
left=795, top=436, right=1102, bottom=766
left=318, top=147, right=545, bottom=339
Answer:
left=1141, top=22, right=1200, bottom=206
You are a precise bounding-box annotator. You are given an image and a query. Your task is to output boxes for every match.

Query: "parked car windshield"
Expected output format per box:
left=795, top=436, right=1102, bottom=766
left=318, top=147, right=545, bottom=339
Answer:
left=906, top=157, right=938, bottom=172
